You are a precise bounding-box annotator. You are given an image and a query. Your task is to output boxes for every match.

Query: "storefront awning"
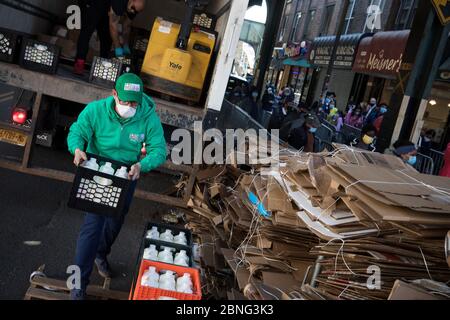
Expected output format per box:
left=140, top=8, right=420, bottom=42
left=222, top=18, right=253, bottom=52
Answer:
left=283, top=58, right=311, bottom=68
left=309, top=33, right=372, bottom=69
left=352, top=30, right=410, bottom=77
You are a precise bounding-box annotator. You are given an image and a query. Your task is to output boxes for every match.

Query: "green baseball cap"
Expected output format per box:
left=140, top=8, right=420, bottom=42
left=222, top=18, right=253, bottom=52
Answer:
left=115, top=73, right=144, bottom=104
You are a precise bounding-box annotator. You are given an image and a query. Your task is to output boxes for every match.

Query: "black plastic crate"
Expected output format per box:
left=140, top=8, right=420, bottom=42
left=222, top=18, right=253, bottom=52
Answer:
left=112, top=57, right=133, bottom=74
left=68, top=153, right=136, bottom=218
left=144, top=221, right=193, bottom=251
left=19, top=38, right=60, bottom=74
left=132, top=37, right=148, bottom=58
left=193, top=10, right=216, bottom=31
left=89, top=56, right=122, bottom=88
left=142, top=240, right=194, bottom=267
left=0, top=28, right=21, bottom=63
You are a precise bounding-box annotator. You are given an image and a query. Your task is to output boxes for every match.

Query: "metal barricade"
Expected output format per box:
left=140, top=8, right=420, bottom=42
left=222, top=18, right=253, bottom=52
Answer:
left=429, top=149, right=444, bottom=175
left=316, top=123, right=334, bottom=143
left=341, top=124, right=362, bottom=146
left=314, top=136, right=335, bottom=153
left=416, top=153, right=434, bottom=175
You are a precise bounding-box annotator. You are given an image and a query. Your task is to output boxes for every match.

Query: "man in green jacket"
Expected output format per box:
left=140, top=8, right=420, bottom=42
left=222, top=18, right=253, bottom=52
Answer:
left=67, top=73, right=166, bottom=300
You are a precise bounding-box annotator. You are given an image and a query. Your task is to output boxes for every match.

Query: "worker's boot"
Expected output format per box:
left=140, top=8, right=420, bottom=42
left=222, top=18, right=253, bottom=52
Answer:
left=73, top=59, right=85, bottom=75
left=95, top=258, right=113, bottom=278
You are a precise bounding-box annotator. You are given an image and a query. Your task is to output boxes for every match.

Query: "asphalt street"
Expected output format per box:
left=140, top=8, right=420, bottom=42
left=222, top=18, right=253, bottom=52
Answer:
left=0, top=144, right=177, bottom=299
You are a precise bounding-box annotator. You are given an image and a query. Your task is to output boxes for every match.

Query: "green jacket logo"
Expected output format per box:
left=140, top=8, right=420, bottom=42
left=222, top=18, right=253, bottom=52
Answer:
left=129, top=133, right=145, bottom=143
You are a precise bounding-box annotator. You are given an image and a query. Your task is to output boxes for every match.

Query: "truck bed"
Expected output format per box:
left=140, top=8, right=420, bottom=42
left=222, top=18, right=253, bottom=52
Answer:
left=0, top=61, right=204, bottom=130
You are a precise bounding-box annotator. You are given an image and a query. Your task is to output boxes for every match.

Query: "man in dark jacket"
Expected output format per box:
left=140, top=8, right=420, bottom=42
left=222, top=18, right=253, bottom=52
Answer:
left=287, top=113, right=320, bottom=152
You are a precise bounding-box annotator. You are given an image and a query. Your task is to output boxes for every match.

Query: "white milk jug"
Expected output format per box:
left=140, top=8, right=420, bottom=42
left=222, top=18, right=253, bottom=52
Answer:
left=143, top=244, right=158, bottom=261
left=146, top=226, right=160, bottom=240
left=81, top=158, right=99, bottom=171
left=159, top=270, right=176, bottom=291
left=157, top=247, right=174, bottom=264
left=114, top=166, right=128, bottom=179
left=159, top=229, right=174, bottom=242
left=173, top=231, right=188, bottom=245
left=174, top=250, right=189, bottom=267
left=176, top=273, right=193, bottom=293
left=141, top=266, right=159, bottom=288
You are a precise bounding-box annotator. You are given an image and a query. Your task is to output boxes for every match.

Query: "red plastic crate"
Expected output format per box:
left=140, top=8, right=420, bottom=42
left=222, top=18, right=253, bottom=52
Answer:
left=132, top=260, right=202, bottom=300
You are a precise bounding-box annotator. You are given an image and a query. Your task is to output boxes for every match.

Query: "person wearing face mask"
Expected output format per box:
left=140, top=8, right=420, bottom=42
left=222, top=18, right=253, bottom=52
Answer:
left=351, top=124, right=377, bottom=151
left=364, top=97, right=379, bottom=126
left=392, top=140, right=418, bottom=167
left=287, top=113, right=320, bottom=152
left=74, top=0, right=146, bottom=75
left=344, top=106, right=364, bottom=128
left=67, top=73, right=166, bottom=300
left=373, top=103, right=388, bottom=134
left=239, top=85, right=259, bottom=120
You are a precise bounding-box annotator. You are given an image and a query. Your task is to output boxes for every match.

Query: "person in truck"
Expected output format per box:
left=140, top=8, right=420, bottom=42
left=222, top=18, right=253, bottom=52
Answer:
left=73, top=0, right=146, bottom=75
left=67, top=73, right=166, bottom=300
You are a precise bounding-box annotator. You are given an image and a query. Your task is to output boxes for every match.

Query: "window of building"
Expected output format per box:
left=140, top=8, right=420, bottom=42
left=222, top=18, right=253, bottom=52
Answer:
left=395, top=0, right=418, bottom=30
left=290, top=12, right=302, bottom=42
left=279, top=15, right=288, bottom=42
left=319, top=5, right=335, bottom=36
left=344, top=0, right=356, bottom=35
left=303, top=9, right=316, bottom=40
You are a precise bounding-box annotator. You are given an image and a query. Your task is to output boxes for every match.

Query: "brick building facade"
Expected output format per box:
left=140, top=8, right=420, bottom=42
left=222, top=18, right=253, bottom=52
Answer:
left=267, top=0, right=420, bottom=109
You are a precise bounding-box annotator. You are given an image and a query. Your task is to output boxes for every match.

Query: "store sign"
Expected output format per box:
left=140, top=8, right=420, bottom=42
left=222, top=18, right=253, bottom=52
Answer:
left=430, top=0, right=450, bottom=26
left=309, top=34, right=369, bottom=69
left=282, top=41, right=309, bottom=58
left=310, top=44, right=356, bottom=68
left=353, top=30, right=410, bottom=77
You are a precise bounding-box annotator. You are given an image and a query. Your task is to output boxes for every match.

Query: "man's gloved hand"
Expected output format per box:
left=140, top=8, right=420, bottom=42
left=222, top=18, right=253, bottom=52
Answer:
left=128, top=162, right=141, bottom=181
left=115, top=47, right=124, bottom=58
left=123, top=44, right=131, bottom=56
left=74, top=148, right=87, bottom=166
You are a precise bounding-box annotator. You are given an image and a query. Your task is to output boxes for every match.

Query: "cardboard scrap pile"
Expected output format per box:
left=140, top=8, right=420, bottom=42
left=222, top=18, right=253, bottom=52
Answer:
left=181, top=147, right=450, bottom=300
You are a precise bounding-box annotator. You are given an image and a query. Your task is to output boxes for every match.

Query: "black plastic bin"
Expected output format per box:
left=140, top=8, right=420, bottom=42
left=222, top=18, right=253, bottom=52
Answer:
left=89, top=56, right=123, bottom=88
left=68, top=153, right=136, bottom=218
left=0, top=28, right=21, bottom=63
left=144, top=221, right=193, bottom=250
left=19, top=38, right=60, bottom=74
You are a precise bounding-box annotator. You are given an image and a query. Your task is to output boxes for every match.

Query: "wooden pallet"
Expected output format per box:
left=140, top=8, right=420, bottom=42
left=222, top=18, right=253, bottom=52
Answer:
left=24, top=265, right=129, bottom=300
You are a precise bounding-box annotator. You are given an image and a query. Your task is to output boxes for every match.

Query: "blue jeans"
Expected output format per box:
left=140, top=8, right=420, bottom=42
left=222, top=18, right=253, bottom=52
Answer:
left=74, top=181, right=136, bottom=291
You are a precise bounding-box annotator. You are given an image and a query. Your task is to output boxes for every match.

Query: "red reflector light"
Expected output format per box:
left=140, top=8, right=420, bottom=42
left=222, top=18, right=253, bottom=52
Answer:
left=12, top=108, right=27, bottom=124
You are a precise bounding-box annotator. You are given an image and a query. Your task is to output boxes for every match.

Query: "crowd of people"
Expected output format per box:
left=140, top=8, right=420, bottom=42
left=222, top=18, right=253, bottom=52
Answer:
left=226, top=81, right=450, bottom=177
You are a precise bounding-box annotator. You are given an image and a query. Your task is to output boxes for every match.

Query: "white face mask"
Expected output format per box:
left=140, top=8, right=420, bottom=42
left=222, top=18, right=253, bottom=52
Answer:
left=115, top=102, right=136, bottom=118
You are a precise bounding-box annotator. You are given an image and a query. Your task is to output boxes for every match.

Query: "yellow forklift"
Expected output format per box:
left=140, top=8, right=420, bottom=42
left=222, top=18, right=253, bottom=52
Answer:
left=140, top=0, right=216, bottom=103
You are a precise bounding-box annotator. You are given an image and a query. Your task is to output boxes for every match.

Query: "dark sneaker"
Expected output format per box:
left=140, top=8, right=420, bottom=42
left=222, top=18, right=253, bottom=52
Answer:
left=95, top=258, right=113, bottom=278
left=70, top=289, right=86, bottom=300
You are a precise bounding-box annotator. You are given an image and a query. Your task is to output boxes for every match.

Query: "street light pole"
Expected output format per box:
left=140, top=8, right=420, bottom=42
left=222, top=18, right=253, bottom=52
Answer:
left=320, top=0, right=351, bottom=98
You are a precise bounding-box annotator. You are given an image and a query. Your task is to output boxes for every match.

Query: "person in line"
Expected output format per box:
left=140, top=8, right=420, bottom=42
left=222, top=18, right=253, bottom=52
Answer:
left=67, top=73, right=166, bottom=300
left=239, top=85, right=259, bottom=120
left=262, top=87, right=275, bottom=112
left=74, top=0, right=146, bottom=75
left=352, top=124, right=377, bottom=151
left=364, top=97, right=379, bottom=126
left=439, top=143, right=450, bottom=178
left=373, top=103, right=388, bottom=135
left=418, top=129, right=436, bottom=156
left=287, top=113, right=320, bottom=152
left=392, top=140, right=418, bottom=167
left=344, top=105, right=364, bottom=128
left=279, top=103, right=304, bottom=142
